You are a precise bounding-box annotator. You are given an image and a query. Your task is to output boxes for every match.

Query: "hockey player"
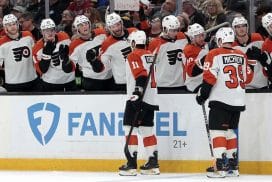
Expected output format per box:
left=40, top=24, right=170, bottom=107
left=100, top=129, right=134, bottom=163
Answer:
left=33, top=18, right=77, bottom=92
left=260, top=13, right=272, bottom=83
left=196, top=27, right=253, bottom=178
left=119, top=30, right=159, bottom=176
left=148, top=15, right=188, bottom=90
left=89, top=12, right=137, bottom=91
left=231, top=16, right=269, bottom=89
left=69, top=15, right=114, bottom=91
left=0, top=14, right=39, bottom=92
left=184, top=23, right=209, bottom=92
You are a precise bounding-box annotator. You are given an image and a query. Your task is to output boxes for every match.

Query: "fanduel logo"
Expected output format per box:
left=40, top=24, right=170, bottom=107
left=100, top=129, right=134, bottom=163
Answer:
left=27, top=103, right=60, bottom=145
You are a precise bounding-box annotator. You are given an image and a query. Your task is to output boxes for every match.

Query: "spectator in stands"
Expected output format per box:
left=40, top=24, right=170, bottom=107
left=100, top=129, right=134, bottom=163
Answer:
left=203, top=0, right=227, bottom=40
left=11, top=5, right=26, bottom=18
left=182, top=0, right=205, bottom=27
left=154, top=0, right=176, bottom=17
left=35, top=0, right=69, bottom=25
left=18, top=12, right=42, bottom=41
left=67, top=0, right=91, bottom=16
left=0, top=16, right=5, bottom=37
left=0, top=0, right=12, bottom=16
left=33, top=18, right=77, bottom=92
left=177, top=12, right=190, bottom=32
left=83, top=7, right=104, bottom=29
left=57, top=9, right=75, bottom=37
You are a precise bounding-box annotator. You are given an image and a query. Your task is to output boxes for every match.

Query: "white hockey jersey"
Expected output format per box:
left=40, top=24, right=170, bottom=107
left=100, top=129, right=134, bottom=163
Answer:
left=232, top=33, right=267, bottom=89
left=100, top=28, right=137, bottom=84
left=0, top=31, right=37, bottom=84
left=69, top=33, right=112, bottom=80
left=148, top=32, right=188, bottom=87
left=33, top=32, right=74, bottom=84
left=204, top=47, right=253, bottom=107
left=126, top=48, right=157, bottom=106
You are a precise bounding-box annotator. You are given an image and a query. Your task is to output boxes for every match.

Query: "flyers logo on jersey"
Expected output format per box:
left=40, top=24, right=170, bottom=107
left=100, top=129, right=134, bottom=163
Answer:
left=121, top=46, right=132, bottom=59
left=12, top=46, right=31, bottom=62
left=167, top=49, right=183, bottom=65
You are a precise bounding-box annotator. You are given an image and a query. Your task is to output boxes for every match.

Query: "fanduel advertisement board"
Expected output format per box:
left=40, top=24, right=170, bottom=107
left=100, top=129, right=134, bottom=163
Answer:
left=0, top=94, right=217, bottom=160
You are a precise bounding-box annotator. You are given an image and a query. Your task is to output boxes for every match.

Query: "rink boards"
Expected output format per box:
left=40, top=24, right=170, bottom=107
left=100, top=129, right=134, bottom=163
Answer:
left=0, top=93, right=271, bottom=174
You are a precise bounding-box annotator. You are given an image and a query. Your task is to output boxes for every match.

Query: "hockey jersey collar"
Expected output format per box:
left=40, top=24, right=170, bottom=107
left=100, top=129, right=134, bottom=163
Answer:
left=7, top=31, right=22, bottom=41
left=112, top=29, right=129, bottom=41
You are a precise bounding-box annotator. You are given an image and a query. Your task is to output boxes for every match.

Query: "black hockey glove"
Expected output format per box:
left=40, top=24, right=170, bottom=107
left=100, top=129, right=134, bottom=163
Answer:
left=42, top=41, right=56, bottom=60
left=246, top=46, right=268, bottom=67
left=130, top=86, right=143, bottom=111
left=195, top=82, right=213, bottom=105
left=86, top=49, right=104, bottom=72
left=59, top=44, right=69, bottom=62
left=86, top=48, right=97, bottom=63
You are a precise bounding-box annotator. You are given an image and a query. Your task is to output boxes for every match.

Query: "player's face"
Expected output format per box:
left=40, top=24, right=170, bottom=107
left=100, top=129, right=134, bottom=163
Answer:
left=267, top=23, right=272, bottom=35
left=234, top=24, right=247, bottom=37
left=42, top=28, right=56, bottom=42
left=4, top=22, right=19, bottom=36
left=194, top=33, right=205, bottom=47
left=78, top=22, right=90, bottom=36
left=108, top=21, right=124, bottom=37
left=167, top=28, right=178, bottom=39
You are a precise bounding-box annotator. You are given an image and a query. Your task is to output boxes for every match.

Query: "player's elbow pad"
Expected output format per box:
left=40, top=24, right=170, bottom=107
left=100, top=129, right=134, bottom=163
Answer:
left=200, top=81, right=213, bottom=100
left=39, top=59, right=50, bottom=73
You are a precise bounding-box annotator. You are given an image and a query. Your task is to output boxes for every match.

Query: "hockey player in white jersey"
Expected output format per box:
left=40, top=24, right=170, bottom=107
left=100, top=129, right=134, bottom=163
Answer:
left=119, top=30, right=159, bottom=176
left=148, top=15, right=188, bottom=91
left=33, top=18, right=77, bottom=92
left=196, top=27, right=253, bottom=178
left=69, top=15, right=114, bottom=91
left=184, top=23, right=209, bottom=92
left=89, top=12, right=137, bottom=91
left=231, top=16, right=269, bottom=89
left=0, top=14, right=39, bottom=92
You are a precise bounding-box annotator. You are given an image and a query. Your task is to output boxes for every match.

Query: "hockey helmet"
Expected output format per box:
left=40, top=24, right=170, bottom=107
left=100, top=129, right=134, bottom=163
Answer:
left=2, top=14, right=18, bottom=26
left=187, top=23, right=205, bottom=40
left=162, top=15, right=180, bottom=32
left=40, top=18, right=56, bottom=30
left=106, top=12, right=122, bottom=27
left=215, top=27, right=235, bottom=46
left=73, top=15, right=91, bottom=28
left=262, top=13, right=272, bottom=35
left=128, top=30, right=147, bottom=46
left=232, top=16, right=248, bottom=28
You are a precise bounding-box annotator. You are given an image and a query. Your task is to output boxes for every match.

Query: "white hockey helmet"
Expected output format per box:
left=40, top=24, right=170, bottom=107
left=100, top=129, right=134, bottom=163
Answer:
left=106, top=12, right=122, bottom=27
left=262, top=13, right=272, bottom=35
left=40, top=18, right=56, bottom=30
left=128, top=30, right=147, bottom=46
left=2, top=14, right=18, bottom=26
left=187, top=23, right=205, bottom=40
left=73, top=15, right=90, bottom=28
left=162, top=15, right=180, bottom=32
left=215, top=27, right=235, bottom=46
left=232, top=16, right=248, bottom=28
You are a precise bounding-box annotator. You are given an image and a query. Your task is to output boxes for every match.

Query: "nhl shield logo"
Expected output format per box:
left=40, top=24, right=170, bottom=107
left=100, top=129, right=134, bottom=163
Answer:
left=27, top=102, right=60, bottom=145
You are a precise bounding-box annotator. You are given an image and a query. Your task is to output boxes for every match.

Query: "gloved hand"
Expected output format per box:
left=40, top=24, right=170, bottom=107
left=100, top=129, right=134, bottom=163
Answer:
left=86, top=48, right=97, bottom=63
left=246, top=46, right=261, bottom=60
left=59, top=44, right=69, bottom=61
left=130, top=87, right=143, bottom=111
left=42, top=41, right=56, bottom=59
left=196, top=88, right=206, bottom=105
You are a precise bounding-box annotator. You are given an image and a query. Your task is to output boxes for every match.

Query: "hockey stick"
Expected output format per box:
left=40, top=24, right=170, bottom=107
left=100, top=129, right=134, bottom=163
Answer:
left=124, top=46, right=160, bottom=160
left=205, top=22, right=230, bottom=34
left=201, top=103, right=214, bottom=157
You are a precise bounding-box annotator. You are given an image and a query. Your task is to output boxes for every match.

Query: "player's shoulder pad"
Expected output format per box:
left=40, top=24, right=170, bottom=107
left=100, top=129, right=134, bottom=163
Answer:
left=69, top=38, right=85, bottom=55
left=57, top=31, right=70, bottom=41
left=0, top=35, right=11, bottom=46
left=32, top=39, right=44, bottom=54
left=177, top=32, right=186, bottom=40
left=100, top=35, right=118, bottom=52
left=250, top=33, right=264, bottom=42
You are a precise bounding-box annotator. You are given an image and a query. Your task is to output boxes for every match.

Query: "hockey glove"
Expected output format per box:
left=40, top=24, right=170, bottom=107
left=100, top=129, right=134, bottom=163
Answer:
left=59, top=44, right=69, bottom=62
left=42, top=41, right=56, bottom=60
left=86, top=48, right=97, bottom=63
left=130, top=86, right=143, bottom=111
left=195, top=82, right=213, bottom=105
left=196, top=88, right=206, bottom=105
left=246, top=46, right=260, bottom=60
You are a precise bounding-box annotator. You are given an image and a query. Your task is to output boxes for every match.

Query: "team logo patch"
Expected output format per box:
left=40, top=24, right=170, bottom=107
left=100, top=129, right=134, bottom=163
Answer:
left=12, top=46, right=31, bottom=62
left=27, top=102, right=60, bottom=145
left=167, top=49, right=183, bottom=65
left=121, top=46, right=132, bottom=59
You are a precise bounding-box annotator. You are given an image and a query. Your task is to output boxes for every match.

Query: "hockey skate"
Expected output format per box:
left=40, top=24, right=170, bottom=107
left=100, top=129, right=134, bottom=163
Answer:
left=226, top=152, right=239, bottom=177
left=140, top=151, right=160, bottom=175
left=206, top=154, right=227, bottom=178
left=119, top=152, right=137, bottom=176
